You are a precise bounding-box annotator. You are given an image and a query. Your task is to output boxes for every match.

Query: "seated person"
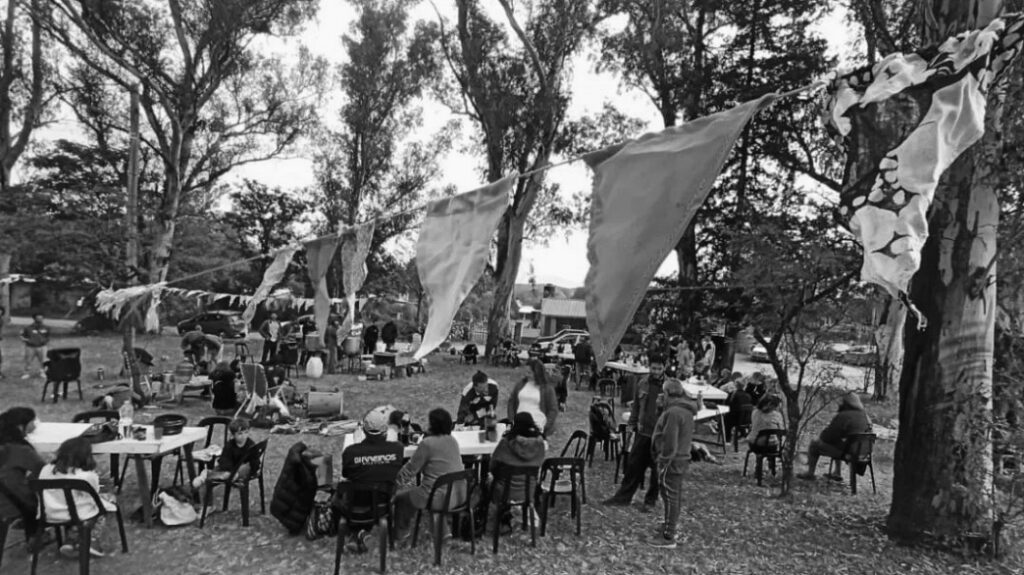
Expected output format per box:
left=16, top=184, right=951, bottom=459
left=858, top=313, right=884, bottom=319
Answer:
left=336, top=406, right=404, bottom=553
left=39, top=436, right=118, bottom=557
left=744, top=372, right=769, bottom=405
left=747, top=394, right=785, bottom=448
left=711, top=368, right=733, bottom=388
left=457, top=371, right=499, bottom=428
left=209, top=361, right=239, bottom=415
left=192, top=419, right=257, bottom=489
left=462, top=343, right=479, bottom=364
left=486, top=412, right=546, bottom=534
left=724, top=385, right=753, bottom=442
left=392, top=409, right=464, bottom=540
left=719, top=372, right=744, bottom=395
left=797, top=393, right=872, bottom=480
left=388, top=409, right=424, bottom=442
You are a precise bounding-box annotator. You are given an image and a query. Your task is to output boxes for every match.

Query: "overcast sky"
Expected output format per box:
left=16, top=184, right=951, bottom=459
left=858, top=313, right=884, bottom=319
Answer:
left=232, top=1, right=852, bottom=287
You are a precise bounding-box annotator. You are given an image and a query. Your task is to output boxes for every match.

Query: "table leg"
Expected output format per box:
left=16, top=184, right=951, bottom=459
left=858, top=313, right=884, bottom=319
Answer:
left=135, top=457, right=154, bottom=528
left=150, top=456, right=163, bottom=498
left=716, top=412, right=728, bottom=454
left=183, top=444, right=198, bottom=484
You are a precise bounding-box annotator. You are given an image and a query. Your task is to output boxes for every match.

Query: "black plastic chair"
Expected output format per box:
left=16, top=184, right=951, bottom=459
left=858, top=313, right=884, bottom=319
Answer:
left=742, top=429, right=787, bottom=486
left=829, top=433, right=877, bottom=495
left=536, top=457, right=584, bottom=536
left=277, top=343, right=301, bottom=380
left=174, top=416, right=231, bottom=485
left=732, top=405, right=755, bottom=452
left=333, top=481, right=395, bottom=574
left=587, top=399, right=619, bottom=470
left=411, top=469, right=478, bottom=566
left=29, top=478, right=128, bottom=575
left=199, top=439, right=269, bottom=527
left=71, top=411, right=121, bottom=488
left=0, top=481, right=38, bottom=572
left=560, top=430, right=589, bottom=460
left=41, top=348, right=84, bottom=403
left=489, top=463, right=538, bottom=554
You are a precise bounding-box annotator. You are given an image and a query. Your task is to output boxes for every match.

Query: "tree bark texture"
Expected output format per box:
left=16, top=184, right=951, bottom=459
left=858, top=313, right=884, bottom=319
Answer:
left=873, top=297, right=906, bottom=401
left=888, top=143, right=999, bottom=542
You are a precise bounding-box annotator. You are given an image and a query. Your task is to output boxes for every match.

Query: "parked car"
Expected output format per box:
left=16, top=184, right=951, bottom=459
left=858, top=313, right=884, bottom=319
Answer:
left=816, top=342, right=853, bottom=362
left=841, top=344, right=877, bottom=367
left=176, top=311, right=247, bottom=339
left=749, top=343, right=770, bottom=362
left=529, top=329, right=589, bottom=360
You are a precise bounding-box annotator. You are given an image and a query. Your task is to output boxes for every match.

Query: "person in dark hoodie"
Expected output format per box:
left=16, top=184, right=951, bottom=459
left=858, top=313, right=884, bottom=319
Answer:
left=0, top=407, right=44, bottom=539
left=648, top=380, right=698, bottom=549
left=797, top=392, right=872, bottom=480
left=486, top=412, right=546, bottom=535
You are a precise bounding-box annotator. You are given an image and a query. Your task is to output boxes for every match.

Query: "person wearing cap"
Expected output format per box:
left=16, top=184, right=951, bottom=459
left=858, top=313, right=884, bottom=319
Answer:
left=797, top=392, right=872, bottom=481
left=648, top=379, right=699, bottom=548
left=457, top=371, right=500, bottom=428
left=603, top=352, right=678, bottom=510
left=336, top=406, right=405, bottom=552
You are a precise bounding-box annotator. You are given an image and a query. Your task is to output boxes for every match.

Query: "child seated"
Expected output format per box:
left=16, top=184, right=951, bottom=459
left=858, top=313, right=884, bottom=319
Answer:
left=193, top=419, right=257, bottom=488
left=39, top=436, right=118, bottom=558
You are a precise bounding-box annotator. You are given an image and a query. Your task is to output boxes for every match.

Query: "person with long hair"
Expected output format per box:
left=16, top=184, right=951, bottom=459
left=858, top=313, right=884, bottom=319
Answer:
left=747, top=394, right=785, bottom=447
left=0, top=407, right=44, bottom=537
left=392, top=408, right=463, bottom=540
left=507, top=359, right=559, bottom=436
left=486, top=412, right=546, bottom=534
left=39, top=436, right=119, bottom=557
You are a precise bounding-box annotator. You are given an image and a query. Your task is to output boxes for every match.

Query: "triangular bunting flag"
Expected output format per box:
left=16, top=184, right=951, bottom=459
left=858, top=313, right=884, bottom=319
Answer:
left=242, top=246, right=299, bottom=326
left=584, top=94, right=777, bottom=369
left=415, top=174, right=516, bottom=359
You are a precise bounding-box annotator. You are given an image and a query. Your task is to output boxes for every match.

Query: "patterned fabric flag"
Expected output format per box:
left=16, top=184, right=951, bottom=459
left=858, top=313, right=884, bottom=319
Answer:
left=338, top=221, right=375, bottom=338
left=242, top=246, right=299, bottom=326
left=825, top=14, right=1024, bottom=298
left=584, top=94, right=778, bottom=369
left=305, top=235, right=342, bottom=345
left=414, top=175, right=516, bottom=360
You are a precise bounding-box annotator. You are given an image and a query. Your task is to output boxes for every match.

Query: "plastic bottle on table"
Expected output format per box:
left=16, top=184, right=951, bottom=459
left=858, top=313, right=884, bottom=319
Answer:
left=118, top=401, right=134, bottom=439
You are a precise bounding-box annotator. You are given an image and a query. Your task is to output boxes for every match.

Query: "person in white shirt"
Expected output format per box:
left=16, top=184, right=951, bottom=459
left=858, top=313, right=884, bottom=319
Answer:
left=506, top=359, right=559, bottom=436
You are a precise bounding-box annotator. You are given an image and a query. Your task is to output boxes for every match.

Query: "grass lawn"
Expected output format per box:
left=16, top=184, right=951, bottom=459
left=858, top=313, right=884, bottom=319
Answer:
left=0, top=329, right=1020, bottom=575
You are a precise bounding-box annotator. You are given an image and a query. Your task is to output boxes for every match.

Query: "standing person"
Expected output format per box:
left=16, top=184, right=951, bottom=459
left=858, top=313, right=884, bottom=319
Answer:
left=457, top=371, right=499, bottom=428
left=675, top=340, right=694, bottom=379
left=392, top=408, right=464, bottom=540
left=572, top=338, right=594, bottom=390
left=603, top=353, right=676, bottom=511
left=648, top=380, right=698, bottom=548
left=363, top=323, right=379, bottom=355
left=325, top=318, right=341, bottom=374
left=0, top=407, right=44, bottom=540
left=507, top=359, right=559, bottom=437
left=381, top=321, right=398, bottom=351
left=797, top=393, right=872, bottom=480
left=695, top=335, right=716, bottom=377
left=20, top=313, right=49, bottom=380
left=258, top=312, right=282, bottom=364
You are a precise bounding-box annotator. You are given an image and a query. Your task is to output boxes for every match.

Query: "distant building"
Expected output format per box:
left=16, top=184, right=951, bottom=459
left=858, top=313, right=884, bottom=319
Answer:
left=539, top=298, right=587, bottom=336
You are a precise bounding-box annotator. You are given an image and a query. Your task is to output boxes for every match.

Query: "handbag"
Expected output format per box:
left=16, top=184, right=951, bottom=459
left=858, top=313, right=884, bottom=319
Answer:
left=156, top=488, right=198, bottom=526
left=304, top=498, right=336, bottom=540
left=80, top=421, right=119, bottom=444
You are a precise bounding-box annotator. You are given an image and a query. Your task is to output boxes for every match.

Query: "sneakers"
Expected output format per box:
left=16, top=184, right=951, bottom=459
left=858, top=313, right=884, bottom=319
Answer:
left=58, top=544, right=104, bottom=558
left=646, top=533, right=677, bottom=549
left=602, top=496, right=630, bottom=506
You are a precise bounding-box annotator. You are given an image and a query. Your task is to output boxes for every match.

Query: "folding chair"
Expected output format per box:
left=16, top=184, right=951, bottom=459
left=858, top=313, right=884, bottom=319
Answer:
left=237, top=364, right=271, bottom=419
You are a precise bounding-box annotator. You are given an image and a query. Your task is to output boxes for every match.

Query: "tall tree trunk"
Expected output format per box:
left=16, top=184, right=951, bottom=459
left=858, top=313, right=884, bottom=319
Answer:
left=887, top=0, right=1002, bottom=543
left=0, top=252, right=9, bottom=325
left=888, top=138, right=999, bottom=543
left=872, top=297, right=905, bottom=401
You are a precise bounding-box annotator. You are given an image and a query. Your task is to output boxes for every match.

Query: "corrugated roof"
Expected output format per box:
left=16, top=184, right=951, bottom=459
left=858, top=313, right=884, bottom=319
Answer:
left=540, top=298, right=587, bottom=318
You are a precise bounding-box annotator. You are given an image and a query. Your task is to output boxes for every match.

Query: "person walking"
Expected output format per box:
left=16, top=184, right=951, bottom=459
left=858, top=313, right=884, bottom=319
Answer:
left=258, top=312, right=282, bottom=364
left=20, top=313, right=49, bottom=379
left=603, top=353, right=677, bottom=511
left=648, top=379, right=698, bottom=548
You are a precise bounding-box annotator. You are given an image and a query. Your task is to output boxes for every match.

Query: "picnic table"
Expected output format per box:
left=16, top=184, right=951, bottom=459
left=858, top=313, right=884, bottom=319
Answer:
left=341, top=426, right=507, bottom=461
left=604, top=361, right=728, bottom=402
left=28, top=422, right=206, bottom=528
left=622, top=405, right=731, bottom=453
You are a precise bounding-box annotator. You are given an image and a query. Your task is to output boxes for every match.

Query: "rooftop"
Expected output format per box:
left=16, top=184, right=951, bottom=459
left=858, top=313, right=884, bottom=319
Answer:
left=540, top=298, right=586, bottom=318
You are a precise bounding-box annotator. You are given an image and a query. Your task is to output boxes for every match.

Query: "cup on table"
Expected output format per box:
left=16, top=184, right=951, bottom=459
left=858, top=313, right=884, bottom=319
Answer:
left=154, top=424, right=164, bottom=440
